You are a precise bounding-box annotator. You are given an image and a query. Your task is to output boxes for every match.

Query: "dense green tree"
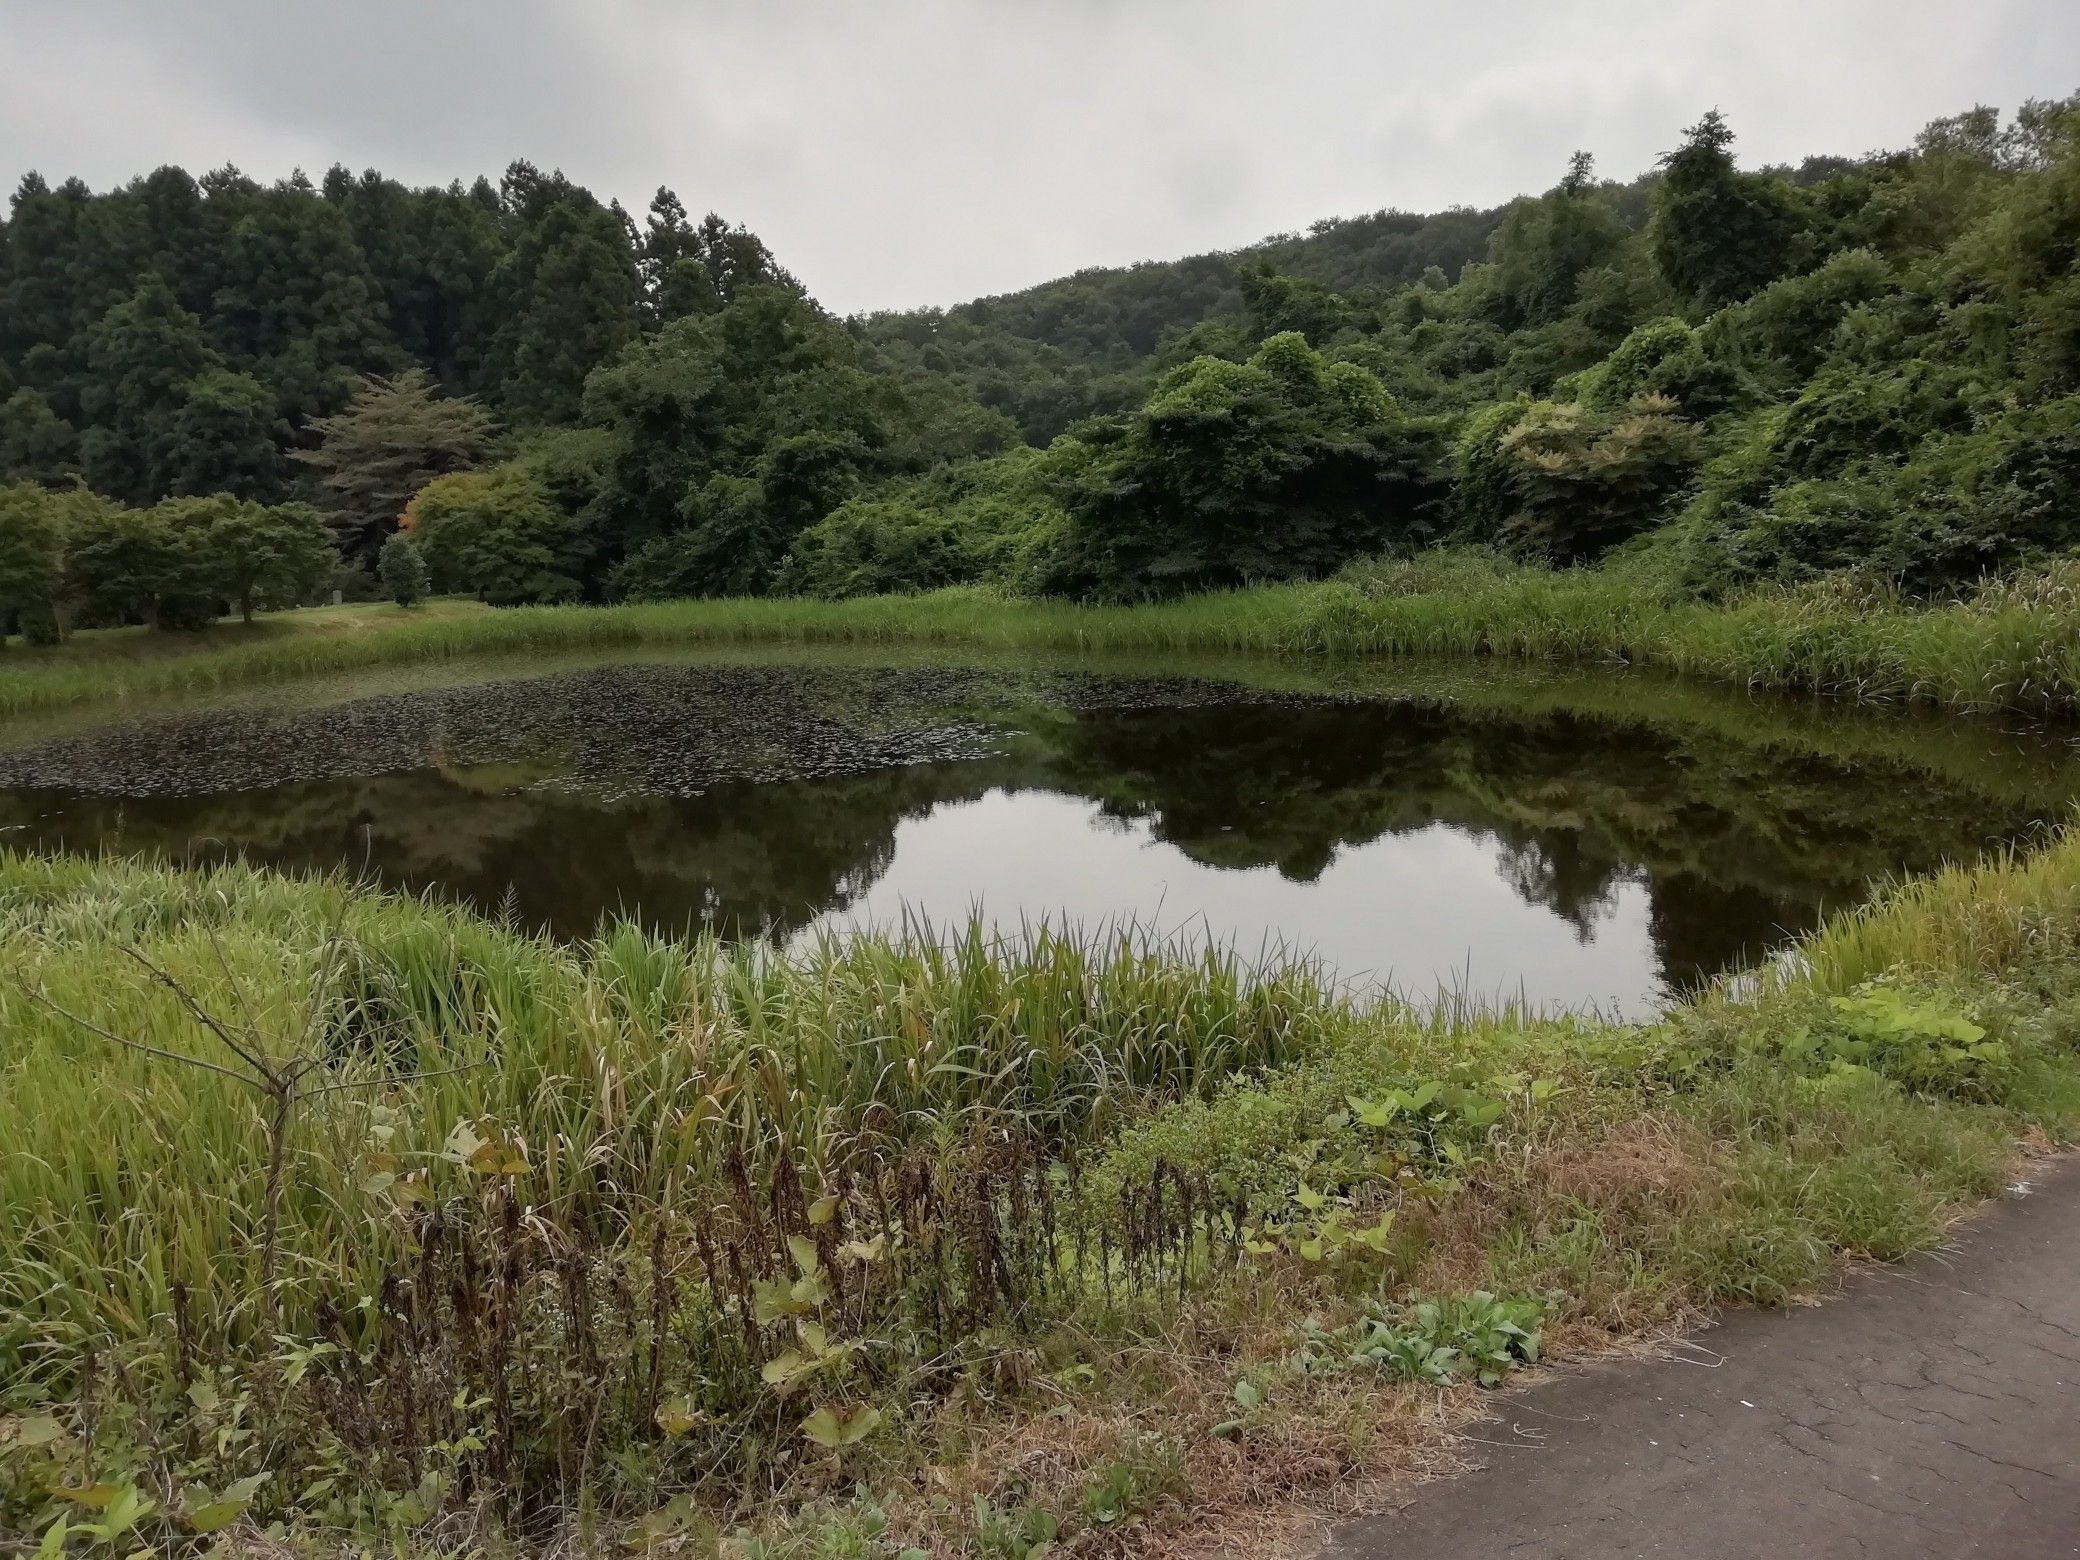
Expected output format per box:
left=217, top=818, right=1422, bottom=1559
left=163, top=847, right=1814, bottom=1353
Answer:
left=0, top=389, right=78, bottom=484
left=378, top=530, right=430, bottom=606
left=1650, top=112, right=1804, bottom=312
left=609, top=491, right=760, bottom=601
left=638, top=188, right=719, bottom=324
left=293, top=369, right=500, bottom=564
left=325, top=167, right=505, bottom=385
left=1045, top=333, right=1445, bottom=596
left=581, top=287, right=892, bottom=586
left=212, top=178, right=395, bottom=418
left=63, top=499, right=208, bottom=628
left=162, top=368, right=283, bottom=499
left=409, top=466, right=585, bottom=604
left=0, top=481, right=68, bottom=645
left=172, top=496, right=334, bottom=623
left=77, top=274, right=220, bottom=501
left=481, top=164, right=643, bottom=425
left=1238, top=262, right=1366, bottom=344
left=1485, top=155, right=1632, bottom=327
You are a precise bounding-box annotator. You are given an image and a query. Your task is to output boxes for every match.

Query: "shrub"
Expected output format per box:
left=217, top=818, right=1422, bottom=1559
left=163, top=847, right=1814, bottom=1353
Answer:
left=409, top=467, right=586, bottom=606
left=1044, top=334, right=1446, bottom=597
left=1453, top=395, right=1704, bottom=563
left=1682, top=393, right=2080, bottom=592
left=1572, top=316, right=1751, bottom=417
left=773, top=497, right=974, bottom=598
left=378, top=532, right=430, bottom=607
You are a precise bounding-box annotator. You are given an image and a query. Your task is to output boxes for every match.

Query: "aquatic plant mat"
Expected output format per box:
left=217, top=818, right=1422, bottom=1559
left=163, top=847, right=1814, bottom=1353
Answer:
left=5, top=829, right=2080, bottom=1556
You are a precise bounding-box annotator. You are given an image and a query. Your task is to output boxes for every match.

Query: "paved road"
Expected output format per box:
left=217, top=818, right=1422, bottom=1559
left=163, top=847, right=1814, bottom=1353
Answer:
left=1322, top=1157, right=2080, bottom=1559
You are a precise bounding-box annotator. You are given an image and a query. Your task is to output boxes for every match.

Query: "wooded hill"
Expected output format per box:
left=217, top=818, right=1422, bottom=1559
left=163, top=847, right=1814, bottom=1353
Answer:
left=2, top=95, right=2077, bottom=638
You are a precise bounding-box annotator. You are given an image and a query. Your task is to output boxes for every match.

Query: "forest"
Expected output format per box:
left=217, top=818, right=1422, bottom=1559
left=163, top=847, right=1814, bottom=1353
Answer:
left=2, top=96, right=2079, bottom=644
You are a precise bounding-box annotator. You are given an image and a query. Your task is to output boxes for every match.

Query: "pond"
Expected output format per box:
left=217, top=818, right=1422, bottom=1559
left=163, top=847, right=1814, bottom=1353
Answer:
left=2, top=648, right=2074, bottom=1015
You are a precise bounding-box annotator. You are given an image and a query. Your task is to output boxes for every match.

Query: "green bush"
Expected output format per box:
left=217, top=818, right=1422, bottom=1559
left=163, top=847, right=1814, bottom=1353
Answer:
left=377, top=532, right=430, bottom=608
left=1042, top=333, right=1446, bottom=597
left=1681, top=393, right=2080, bottom=592
left=1453, top=395, right=1704, bottom=563
left=1729, top=248, right=1898, bottom=381
left=1571, top=316, right=1751, bottom=417
left=410, top=466, right=586, bottom=606
left=1294, top=1292, right=1547, bottom=1387
left=776, top=446, right=1070, bottom=598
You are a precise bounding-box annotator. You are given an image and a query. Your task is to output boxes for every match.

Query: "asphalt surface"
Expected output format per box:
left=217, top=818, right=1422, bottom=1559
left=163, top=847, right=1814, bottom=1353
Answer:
left=1322, top=1156, right=2080, bottom=1559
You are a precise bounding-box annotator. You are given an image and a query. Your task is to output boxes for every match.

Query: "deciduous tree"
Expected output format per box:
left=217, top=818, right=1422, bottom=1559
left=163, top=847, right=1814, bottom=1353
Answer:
left=293, top=369, right=499, bottom=565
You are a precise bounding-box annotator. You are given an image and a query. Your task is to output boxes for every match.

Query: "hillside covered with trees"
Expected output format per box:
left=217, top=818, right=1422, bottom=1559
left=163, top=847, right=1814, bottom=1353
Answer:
left=3, top=94, right=2078, bottom=643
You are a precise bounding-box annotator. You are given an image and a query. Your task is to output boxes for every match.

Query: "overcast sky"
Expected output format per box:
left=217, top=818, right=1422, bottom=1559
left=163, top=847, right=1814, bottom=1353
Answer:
left=4, top=1, right=2076, bottom=315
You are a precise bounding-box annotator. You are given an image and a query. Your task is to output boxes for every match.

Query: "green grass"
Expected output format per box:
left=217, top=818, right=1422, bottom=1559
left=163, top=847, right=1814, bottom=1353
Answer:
left=9, top=554, right=2080, bottom=718
left=4, top=826, right=2079, bottom=1553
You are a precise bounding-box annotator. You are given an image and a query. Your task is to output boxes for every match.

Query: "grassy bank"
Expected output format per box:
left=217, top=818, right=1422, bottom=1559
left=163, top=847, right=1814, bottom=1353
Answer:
left=7, top=556, right=2080, bottom=719
left=4, top=833, right=2079, bottom=1556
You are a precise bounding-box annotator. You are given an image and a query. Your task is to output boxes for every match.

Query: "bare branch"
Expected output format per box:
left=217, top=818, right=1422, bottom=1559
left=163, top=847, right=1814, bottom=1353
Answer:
left=200, top=906, right=266, bottom=1058
left=26, top=986, right=258, bottom=1089
left=115, top=944, right=276, bottom=1078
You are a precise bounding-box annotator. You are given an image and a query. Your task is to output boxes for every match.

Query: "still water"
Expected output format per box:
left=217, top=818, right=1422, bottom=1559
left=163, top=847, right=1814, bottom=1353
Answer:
left=2, top=650, right=2073, bottom=1014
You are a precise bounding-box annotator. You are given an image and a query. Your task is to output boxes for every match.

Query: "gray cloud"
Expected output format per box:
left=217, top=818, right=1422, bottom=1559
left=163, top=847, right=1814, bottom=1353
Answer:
left=4, top=0, right=2076, bottom=313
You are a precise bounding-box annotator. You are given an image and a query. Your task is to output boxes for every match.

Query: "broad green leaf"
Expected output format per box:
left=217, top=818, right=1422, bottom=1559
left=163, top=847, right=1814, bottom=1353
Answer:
left=16, top=1413, right=64, bottom=1448
left=183, top=1501, right=245, bottom=1535
left=1460, top=1096, right=1504, bottom=1128
left=800, top=1402, right=881, bottom=1448
left=752, top=1277, right=808, bottom=1325
left=654, top=1395, right=702, bottom=1436
left=49, top=1482, right=121, bottom=1508
left=790, top=1267, right=832, bottom=1309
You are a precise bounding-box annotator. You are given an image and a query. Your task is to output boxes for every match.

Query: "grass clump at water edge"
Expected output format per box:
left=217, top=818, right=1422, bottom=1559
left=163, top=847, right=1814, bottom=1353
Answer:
left=8, top=554, right=2080, bottom=718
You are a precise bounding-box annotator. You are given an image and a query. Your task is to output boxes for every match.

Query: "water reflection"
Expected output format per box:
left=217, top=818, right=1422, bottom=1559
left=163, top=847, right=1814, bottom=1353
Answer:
left=0, top=657, right=2070, bottom=1012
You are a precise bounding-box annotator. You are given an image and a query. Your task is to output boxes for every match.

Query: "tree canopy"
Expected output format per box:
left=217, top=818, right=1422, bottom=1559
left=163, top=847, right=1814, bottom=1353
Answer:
left=6, top=94, right=2080, bottom=622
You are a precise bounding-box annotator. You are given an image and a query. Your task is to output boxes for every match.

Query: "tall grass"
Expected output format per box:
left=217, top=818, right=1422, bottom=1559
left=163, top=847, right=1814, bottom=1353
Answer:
left=9, top=813, right=2079, bottom=1374
left=8, top=557, right=2080, bottom=717
left=8, top=835, right=2080, bottom=1546
left=0, top=853, right=1339, bottom=1367
left=1787, top=823, right=2080, bottom=992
